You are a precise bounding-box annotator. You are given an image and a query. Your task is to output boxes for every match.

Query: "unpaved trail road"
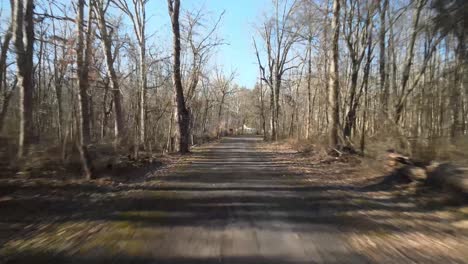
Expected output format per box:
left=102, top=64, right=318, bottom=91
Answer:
left=2, top=136, right=467, bottom=263
left=146, top=136, right=367, bottom=263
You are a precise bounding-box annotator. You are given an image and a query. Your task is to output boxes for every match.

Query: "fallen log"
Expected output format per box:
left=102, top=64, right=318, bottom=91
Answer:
left=385, top=150, right=429, bottom=182
left=385, top=150, right=468, bottom=195
left=426, top=163, right=468, bottom=194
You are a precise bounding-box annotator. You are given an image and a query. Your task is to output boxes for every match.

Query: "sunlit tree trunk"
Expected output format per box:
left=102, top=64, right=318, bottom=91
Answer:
left=168, top=0, right=190, bottom=153
left=395, top=0, right=425, bottom=124
left=259, top=71, right=267, bottom=140
left=114, top=0, right=148, bottom=156
left=13, top=0, right=35, bottom=158
left=75, top=0, right=94, bottom=179
left=94, top=0, right=126, bottom=146
left=451, top=34, right=465, bottom=138
left=305, top=38, right=312, bottom=140
left=0, top=21, right=13, bottom=134
left=329, top=0, right=340, bottom=148
left=342, top=1, right=371, bottom=141
left=379, top=0, right=389, bottom=113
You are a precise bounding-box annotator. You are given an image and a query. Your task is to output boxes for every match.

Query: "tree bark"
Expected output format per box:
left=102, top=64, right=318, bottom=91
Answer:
left=94, top=0, right=126, bottom=146
left=258, top=71, right=267, bottom=140
left=379, top=0, right=389, bottom=112
left=306, top=38, right=313, bottom=140
left=0, top=23, right=13, bottom=134
left=50, top=16, right=65, bottom=142
left=217, top=94, right=226, bottom=138
left=329, top=0, right=341, bottom=148
left=395, top=0, right=425, bottom=124
left=0, top=25, right=12, bottom=99
left=343, top=63, right=360, bottom=139
left=451, top=33, right=465, bottom=139
left=168, top=0, right=190, bottom=154
left=114, top=0, right=147, bottom=156
left=75, top=0, right=94, bottom=179
left=0, top=80, right=16, bottom=134
left=138, top=40, right=147, bottom=149
left=270, top=85, right=276, bottom=140
left=13, top=0, right=35, bottom=158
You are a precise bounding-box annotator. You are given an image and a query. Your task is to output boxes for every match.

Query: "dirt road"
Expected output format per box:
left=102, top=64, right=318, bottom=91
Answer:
left=140, top=136, right=369, bottom=263
left=1, top=136, right=466, bottom=263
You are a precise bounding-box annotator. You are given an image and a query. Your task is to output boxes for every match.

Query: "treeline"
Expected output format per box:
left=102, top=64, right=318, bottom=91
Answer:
left=1, top=0, right=466, bottom=179
left=252, top=0, right=467, bottom=159
left=0, top=0, right=255, bottom=178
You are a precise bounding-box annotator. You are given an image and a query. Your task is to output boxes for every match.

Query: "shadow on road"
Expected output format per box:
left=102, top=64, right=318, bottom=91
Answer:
left=1, top=137, right=466, bottom=263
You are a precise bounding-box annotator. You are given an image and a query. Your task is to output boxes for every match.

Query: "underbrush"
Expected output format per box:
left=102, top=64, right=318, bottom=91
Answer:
left=261, top=136, right=468, bottom=200
left=0, top=133, right=221, bottom=182
left=365, top=132, right=468, bottom=164
left=0, top=142, right=176, bottom=182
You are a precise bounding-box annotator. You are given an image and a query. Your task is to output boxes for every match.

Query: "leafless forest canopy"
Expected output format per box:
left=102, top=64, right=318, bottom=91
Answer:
left=0, top=0, right=467, bottom=178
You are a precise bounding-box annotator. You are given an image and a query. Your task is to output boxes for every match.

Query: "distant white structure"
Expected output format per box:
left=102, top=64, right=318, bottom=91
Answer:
left=237, top=124, right=257, bottom=134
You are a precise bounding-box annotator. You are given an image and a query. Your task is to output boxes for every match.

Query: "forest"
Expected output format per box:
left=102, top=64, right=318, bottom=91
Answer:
left=0, top=0, right=466, bottom=178
left=0, top=0, right=467, bottom=262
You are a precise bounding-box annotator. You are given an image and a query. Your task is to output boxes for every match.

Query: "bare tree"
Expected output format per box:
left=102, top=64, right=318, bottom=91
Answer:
left=214, top=69, right=236, bottom=138
left=329, top=0, right=340, bottom=148
left=178, top=9, right=224, bottom=149
left=254, top=0, right=301, bottom=141
left=168, top=0, right=190, bottom=153
left=94, top=0, right=126, bottom=146
left=113, top=0, right=148, bottom=156
left=183, top=10, right=224, bottom=103
left=379, top=0, right=389, bottom=112
left=394, top=0, right=426, bottom=124
left=255, top=69, right=268, bottom=139
left=75, top=0, right=94, bottom=179
left=342, top=0, right=373, bottom=141
left=0, top=0, right=466, bottom=181
left=0, top=6, right=14, bottom=133
left=433, top=0, right=467, bottom=139
left=12, top=0, right=35, bottom=158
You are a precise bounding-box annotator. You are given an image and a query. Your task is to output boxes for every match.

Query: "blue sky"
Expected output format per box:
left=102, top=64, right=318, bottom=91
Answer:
left=150, top=0, right=268, bottom=88
left=0, top=0, right=268, bottom=88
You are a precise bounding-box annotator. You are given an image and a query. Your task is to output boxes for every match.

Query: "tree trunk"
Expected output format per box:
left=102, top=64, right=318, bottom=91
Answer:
left=168, top=0, right=190, bottom=154
left=202, top=99, right=209, bottom=134
left=0, top=23, right=13, bottom=133
left=13, top=0, right=35, bottom=158
left=139, top=44, right=146, bottom=148
left=379, top=0, right=389, bottom=112
left=269, top=85, right=276, bottom=140
left=274, top=74, right=281, bottom=140
left=0, top=80, right=16, bottom=133
left=75, top=0, right=94, bottom=179
left=306, top=38, right=312, bottom=140
left=329, top=0, right=340, bottom=148
left=217, top=95, right=225, bottom=138
left=0, top=24, right=12, bottom=95
left=451, top=34, right=465, bottom=139
left=395, top=0, right=425, bottom=124
left=343, top=64, right=359, bottom=139
left=360, top=28, right=373, bottom=152
left=166, top=107, right=175, bottom=152
left=94, top=1, right=126, bottom=145
left=48, top=8, right=65, bottom=143
left=259, top=75, right=267, bottom=140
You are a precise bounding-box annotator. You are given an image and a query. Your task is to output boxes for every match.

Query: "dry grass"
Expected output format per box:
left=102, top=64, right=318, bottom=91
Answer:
left=258, top=138, right=468, bottom=262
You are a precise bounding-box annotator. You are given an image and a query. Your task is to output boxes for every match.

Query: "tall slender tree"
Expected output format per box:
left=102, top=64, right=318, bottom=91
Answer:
left=94, top=0, right=126, bottom=146
left=75, top=0, right=94, bottom=179
left=114, top=0, right=148, bottom=157
left=13, top=0, right=35, bottom=158
left=329, top=0, right=340, bottom=148
left=168, top=0, right=190, bottom=153
left=0, top=5, right=14, bottom=134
